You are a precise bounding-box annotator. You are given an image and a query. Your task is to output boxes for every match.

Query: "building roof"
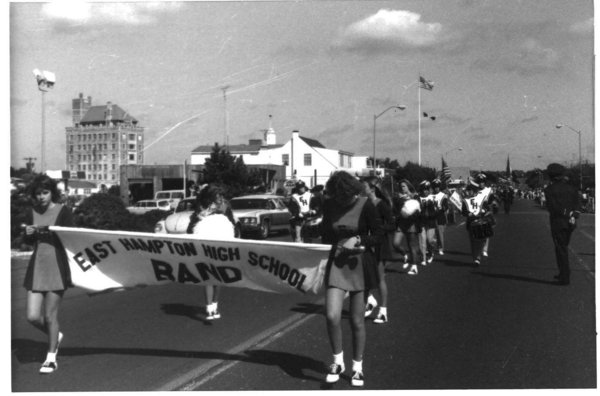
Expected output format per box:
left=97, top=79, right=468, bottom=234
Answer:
left=79, top=104, right=138, bottom=125
left=299, top=136, right=326, bottom=148
left=191, top=143, right=263, bottom=154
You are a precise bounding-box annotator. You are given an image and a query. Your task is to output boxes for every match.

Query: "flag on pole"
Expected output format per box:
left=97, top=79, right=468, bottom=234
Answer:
left=506, top=155, right=512, bottom=177
left=419, top=75, right=434, bottom=91
left=441, top=156, right=452, bottom=184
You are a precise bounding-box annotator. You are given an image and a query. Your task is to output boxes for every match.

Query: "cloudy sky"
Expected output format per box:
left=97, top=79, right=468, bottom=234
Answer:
left=9, top=0, right=595, bottom=172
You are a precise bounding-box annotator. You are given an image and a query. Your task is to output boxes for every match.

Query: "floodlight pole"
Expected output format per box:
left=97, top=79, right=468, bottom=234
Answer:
left=373, top=105, right=406, bottom=169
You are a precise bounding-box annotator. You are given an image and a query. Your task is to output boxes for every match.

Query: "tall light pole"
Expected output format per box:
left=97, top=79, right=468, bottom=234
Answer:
left=373, top=105, right=406, bottom=168
left=33, top=69, right=55, bottom=173
left=555, top=124, right=582, bottom=191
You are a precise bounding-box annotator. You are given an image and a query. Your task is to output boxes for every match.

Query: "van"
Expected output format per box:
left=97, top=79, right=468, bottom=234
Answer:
left=154, top=190, right=185, bottom=209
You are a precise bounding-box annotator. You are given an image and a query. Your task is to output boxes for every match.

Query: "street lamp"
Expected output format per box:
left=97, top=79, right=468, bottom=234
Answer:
left=33, top=69, right=56, bottom=173
left=373, top=105, right=406, bottom=168
left=555, top=124, right=582, bottom=191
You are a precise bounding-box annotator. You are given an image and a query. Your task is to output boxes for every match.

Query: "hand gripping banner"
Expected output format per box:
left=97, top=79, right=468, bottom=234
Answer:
left=51, top=227, right=331, bottom=295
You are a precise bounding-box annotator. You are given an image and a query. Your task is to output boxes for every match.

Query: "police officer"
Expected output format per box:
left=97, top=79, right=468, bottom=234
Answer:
left=544, top=163, right=580, bottom=285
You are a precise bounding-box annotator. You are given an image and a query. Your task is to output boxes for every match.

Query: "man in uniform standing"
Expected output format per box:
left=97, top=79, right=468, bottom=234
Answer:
left=544, top=163, right=580, bottom=285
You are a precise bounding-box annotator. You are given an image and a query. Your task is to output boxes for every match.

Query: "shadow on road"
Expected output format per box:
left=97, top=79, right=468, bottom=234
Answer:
left=159, top=303, right=215, bottom=324
left=12, top=338, right=325, bottom=383
left=471, top=271, right=557, bottom=285
left=290, top=302, right=323, bottom=315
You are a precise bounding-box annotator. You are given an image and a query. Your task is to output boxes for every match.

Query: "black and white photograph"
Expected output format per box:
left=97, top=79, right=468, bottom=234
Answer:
left=8, top=0, right=596, bottom=391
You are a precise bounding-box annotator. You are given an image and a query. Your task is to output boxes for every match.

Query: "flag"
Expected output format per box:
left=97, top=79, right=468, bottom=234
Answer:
left=506, top=155, right=512, bottom=177
left=441, top=157, right=452, bottom=184
left=419, top=75, right=434, bottom=91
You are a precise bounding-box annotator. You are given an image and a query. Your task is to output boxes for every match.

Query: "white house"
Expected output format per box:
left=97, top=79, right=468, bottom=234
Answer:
left=190, top=128, right=371, bottom=187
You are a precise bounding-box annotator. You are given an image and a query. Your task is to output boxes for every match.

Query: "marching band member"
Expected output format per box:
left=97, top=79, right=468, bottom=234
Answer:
left=392, top=179, right=421, bottom=275
left=362, top=177, right=395, bottom=324
left=461, top=174, right=496, bottom=266
left=288, top=180, right=314, bottom=242
left=418, top=181, right=438, bottom=266
left=320, top=171, right=383, bottom=387
left=431, top=179, right=449, bottom=255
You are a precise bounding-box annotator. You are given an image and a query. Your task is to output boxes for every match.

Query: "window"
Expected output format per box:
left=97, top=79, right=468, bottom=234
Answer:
left=129, top=153, right=136, bottom=161
left=282, top=154, right=289, bottom=165
left=304, top=153, right=312, bottom=166
left=112, top=144, right=116, bottom=150
left=129, top=134, right=135, bottom=140
left=129, top=144, right=135, bottom=150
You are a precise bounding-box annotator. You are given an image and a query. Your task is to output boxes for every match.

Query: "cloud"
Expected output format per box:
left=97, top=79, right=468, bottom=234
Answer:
left=333, top=9, right=444, bottom=54
left=569, top=18, right=593, bottom=34
left=41, top=2, right=182, bottom=26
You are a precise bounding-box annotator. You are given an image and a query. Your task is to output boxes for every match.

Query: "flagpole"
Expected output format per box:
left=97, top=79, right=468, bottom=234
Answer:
left=418, top=78, right=421, bottom=166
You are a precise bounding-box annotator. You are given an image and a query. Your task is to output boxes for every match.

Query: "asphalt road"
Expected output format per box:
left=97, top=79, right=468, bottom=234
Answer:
left=10, top=198, right=596, bottom=391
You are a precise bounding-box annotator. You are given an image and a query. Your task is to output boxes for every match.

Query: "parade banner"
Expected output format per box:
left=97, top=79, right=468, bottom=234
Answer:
left=449, top=191, right=463, bottom=211
left=51, top=227, right=331, bottom=295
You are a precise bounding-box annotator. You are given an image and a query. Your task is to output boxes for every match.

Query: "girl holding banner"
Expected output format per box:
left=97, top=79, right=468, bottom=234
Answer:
left=22, top=175, right=74, bottom=374
left=321, top=171, right=383, bottom=387
left=187, top=184, right=236, bottom=320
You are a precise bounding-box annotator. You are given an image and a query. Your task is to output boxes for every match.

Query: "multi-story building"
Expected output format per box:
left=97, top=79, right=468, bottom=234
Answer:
left=65, top=93, right=144, bottom=187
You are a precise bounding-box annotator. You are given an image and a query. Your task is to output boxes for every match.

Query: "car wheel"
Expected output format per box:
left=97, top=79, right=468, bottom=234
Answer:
left=259, top=220, right=270, bottom=239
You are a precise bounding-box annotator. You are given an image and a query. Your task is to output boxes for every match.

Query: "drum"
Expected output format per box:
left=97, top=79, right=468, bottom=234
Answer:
left=469, top=217, right=494, bottom=239
left=301, top=216, right=322, bottom=240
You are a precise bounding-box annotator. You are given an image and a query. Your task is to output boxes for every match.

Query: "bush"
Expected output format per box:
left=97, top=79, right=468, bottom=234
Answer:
left=74, top=193, right=132, bottom=230
left=74, top=193, right=171, bottom=233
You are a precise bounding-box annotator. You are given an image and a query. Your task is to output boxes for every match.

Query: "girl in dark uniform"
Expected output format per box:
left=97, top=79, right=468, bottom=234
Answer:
left=23, top=175, right=74, bottom=374
left=320, top=171, right=383, bottom=387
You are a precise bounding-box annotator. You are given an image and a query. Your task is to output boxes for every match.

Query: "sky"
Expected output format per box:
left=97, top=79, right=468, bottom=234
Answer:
left=8, top=0, right=596, bottom=173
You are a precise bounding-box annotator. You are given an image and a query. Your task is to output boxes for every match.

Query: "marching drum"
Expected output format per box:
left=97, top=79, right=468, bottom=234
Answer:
left=469, top=217, right=494, bottom=239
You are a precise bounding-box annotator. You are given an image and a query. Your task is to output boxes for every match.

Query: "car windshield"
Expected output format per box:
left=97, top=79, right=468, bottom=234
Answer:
left=231, top=199, right=271, bottom=210
left=155, top=193, right=170, bottom=199
left=176, top=200, right=196, bottom=212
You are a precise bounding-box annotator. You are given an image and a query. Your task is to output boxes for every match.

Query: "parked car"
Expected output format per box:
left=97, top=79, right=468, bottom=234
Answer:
left=127, top=199, right=172, bottom=215
left=154, top=190, right=185, bottom=210
left=230, top=194, right=291, bottom=239
left=154, top=197, right=241, bottom=238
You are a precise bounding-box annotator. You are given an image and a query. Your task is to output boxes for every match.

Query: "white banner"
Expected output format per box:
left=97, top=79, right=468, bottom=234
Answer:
left=52, top=227, right=331, bottom=295
left=449, top=191, right=463, bottom=211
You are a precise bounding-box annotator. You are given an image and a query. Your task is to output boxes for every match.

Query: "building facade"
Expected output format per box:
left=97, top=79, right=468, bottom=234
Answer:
left=190, top=128, right=368, bottom=187
left=65, top=93, right=144, bottom=187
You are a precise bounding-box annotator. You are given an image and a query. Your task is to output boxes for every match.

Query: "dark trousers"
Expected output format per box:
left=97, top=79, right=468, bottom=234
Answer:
left=550, top=219, right=574, bottom=282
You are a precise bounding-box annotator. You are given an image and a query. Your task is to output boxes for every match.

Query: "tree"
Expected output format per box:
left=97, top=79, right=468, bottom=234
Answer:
left=202, top=143, right=263, bottom=198
left=393, top=161, right=437, bottom=188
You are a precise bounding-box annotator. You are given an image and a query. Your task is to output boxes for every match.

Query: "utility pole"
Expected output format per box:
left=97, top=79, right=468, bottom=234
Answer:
left=222, top=85, right=230, bottom=148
